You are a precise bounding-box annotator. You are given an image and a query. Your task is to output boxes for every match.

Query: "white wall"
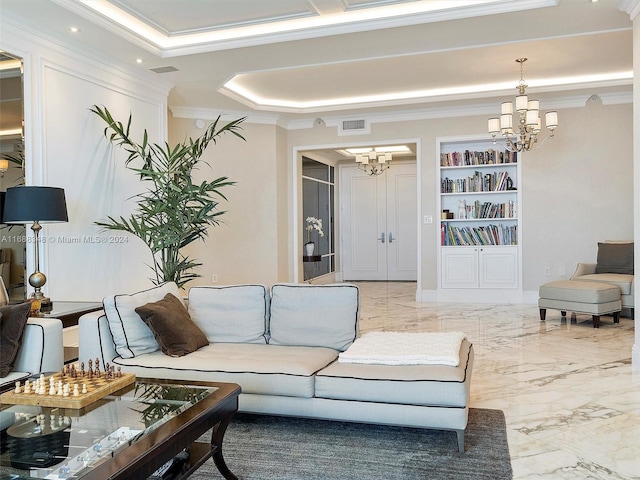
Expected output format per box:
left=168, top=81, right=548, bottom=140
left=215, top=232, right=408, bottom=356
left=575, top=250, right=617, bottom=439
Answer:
left=0, top=20, right=172, bottom=301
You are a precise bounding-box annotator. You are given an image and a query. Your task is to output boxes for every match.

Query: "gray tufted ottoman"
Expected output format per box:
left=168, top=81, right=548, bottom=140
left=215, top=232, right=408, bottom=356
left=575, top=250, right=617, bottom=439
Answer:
left=538, top=280, right=621, bottom=328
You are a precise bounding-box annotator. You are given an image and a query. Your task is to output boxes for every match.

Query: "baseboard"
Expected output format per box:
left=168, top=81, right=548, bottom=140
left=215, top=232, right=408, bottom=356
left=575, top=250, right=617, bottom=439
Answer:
left=418, top=289, right=526, bottom=304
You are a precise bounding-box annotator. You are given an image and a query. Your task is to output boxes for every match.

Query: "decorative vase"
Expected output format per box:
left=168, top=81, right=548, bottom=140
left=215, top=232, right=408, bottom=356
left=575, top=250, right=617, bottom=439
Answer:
left=304, top=241, right=315, bottom=256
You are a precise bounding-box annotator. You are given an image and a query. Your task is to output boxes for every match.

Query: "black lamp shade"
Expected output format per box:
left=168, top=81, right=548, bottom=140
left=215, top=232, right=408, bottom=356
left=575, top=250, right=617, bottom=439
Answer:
left=3, top=186, right=68, bottom=224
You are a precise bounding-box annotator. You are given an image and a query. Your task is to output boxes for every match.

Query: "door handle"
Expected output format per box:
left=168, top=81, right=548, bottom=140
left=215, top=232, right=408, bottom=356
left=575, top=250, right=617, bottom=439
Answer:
left=378, top=232, right=385, bottom=243
left=388, top=232, right=394, bottom=243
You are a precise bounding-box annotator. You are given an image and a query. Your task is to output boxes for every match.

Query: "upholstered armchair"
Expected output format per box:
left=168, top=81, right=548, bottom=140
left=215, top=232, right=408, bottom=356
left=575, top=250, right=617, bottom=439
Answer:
left=571, top=241, right=634, bottom=319
left=0, top=315, right=64, bottom=392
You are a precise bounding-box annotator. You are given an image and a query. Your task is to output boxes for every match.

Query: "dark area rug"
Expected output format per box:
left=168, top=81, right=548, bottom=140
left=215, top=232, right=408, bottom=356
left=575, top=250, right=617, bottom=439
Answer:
left=193, top=408, right=513, bottom=480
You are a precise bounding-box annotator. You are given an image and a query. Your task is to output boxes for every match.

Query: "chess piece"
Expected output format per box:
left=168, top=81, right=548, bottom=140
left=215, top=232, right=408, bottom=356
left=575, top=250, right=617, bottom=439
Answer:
left=24, top=381, right=31, bottom=394
left=14, top=381, right=21, bottom=394
left=82, top=383, right=87, bottom=394
left=81, top=361, right=85, bottom=377
left=73, top=384, right=79, bottom=396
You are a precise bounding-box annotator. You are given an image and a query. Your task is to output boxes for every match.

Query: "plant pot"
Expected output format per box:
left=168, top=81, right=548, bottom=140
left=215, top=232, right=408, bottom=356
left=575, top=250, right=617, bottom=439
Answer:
left=304, top=242, right=315, bottom=256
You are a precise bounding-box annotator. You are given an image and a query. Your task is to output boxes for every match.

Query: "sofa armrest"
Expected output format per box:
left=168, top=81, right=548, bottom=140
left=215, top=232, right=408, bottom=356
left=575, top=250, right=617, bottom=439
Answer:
left=79, top=310, right=118, bottom=366
left=571, top=262, right=597, bottom=279
left=13, top=317, right=63, bottom=374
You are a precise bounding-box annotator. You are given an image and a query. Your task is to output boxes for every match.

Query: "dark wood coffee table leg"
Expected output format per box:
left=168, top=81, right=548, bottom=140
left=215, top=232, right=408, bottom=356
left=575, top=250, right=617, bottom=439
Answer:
left=211, top=412, right=238, bottom=480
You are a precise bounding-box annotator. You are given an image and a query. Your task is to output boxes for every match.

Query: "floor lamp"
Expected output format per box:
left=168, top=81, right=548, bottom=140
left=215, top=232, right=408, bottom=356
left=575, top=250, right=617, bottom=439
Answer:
left=2, top=186, right=68, bottom=311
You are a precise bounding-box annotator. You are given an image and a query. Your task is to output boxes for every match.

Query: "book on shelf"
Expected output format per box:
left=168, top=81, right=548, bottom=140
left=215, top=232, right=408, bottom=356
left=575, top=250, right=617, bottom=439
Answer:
left=441, top=171, right=514, bottom=194
left=451, top=200, right=517, bottom=220
left=442, top=223, right=517, bottom=246
left=440, top=149, right=517, bottom=167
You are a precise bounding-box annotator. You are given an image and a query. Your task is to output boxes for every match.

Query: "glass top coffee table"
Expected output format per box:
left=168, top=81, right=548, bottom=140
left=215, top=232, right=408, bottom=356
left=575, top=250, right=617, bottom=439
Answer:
left=0, top=378, right=241, bottom=480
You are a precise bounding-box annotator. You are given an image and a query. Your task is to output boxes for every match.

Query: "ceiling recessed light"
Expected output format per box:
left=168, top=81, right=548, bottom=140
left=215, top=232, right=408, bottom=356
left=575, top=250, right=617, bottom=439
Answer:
left=69, top=26, right=80, bottom=33
left=136, top=58, right=144, bottom=64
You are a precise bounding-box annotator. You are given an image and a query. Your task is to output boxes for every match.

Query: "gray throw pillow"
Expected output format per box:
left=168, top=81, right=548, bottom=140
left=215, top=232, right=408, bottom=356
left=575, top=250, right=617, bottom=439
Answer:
left=595, top=242, right=634, bottom=275
left=0, top=302, right=31, bottom=377
left=136, top=293, right=209, bottom=357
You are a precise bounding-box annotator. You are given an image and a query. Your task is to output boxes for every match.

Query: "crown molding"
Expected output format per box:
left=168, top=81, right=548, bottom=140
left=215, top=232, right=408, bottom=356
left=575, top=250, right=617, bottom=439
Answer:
left=172, top=87, right=632, bottom=133
left=169, top=106, right=287, bottom=128
left=619, top=0, right=640, bottom=20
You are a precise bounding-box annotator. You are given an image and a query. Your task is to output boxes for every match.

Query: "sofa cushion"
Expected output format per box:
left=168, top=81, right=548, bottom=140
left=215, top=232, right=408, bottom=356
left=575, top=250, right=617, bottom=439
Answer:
left=572, top=274, right=634, bottom=296
left=188, top=285, right=269, bottom=344
left=0, top=303, right=31, bottom=377
left=135, top=293, right=208, bottom=357
left=596, top=242, right=633, bottom=275
left=103, top=282, right=181, bottom=359
left=315, top=340, right=473, bottom=407
left=269, top=283, right=359, bottom=351
left=113, top=343, right=339, bottom=398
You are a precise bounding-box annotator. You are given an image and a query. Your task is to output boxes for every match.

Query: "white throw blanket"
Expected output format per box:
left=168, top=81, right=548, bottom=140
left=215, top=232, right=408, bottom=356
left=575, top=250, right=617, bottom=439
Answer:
left=338, top=331, right=466, bottom=366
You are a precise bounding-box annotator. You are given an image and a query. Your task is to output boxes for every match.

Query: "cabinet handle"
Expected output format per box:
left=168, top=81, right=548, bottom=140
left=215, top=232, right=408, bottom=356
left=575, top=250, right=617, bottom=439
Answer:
left=388, top=232, right=394, bottom=243
left=378, top=232, right=385, bottom=243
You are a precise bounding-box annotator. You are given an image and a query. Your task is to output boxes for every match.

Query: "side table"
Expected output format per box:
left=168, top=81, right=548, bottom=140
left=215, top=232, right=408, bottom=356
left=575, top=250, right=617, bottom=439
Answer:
left=303, top=255, right=322, bottom=283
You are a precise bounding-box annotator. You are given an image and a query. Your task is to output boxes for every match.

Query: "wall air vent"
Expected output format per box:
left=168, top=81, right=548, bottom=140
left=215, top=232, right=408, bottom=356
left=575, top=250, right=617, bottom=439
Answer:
left=338, top=119, right=370, bottom=136
left=150, top=66, right=179, bottom=74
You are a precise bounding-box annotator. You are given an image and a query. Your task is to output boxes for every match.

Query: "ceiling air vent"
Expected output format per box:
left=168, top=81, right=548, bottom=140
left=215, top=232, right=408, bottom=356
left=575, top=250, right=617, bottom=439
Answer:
left=339, top=119, right=370, bottom=136
left=150, top=66, right=179, bottom=74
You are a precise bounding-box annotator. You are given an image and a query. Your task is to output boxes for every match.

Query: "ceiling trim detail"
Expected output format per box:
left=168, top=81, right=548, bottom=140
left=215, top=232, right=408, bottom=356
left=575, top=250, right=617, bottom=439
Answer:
left=219, top=72, right=633, bottom=114
left=170, top=90, right=632, bottom=131
left=52, top=0, right=558, bottom=57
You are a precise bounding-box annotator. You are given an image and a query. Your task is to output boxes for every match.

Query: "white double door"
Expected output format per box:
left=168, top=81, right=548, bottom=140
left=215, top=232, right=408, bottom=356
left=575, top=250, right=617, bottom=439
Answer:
left=340, top=162, right=417, bottom=281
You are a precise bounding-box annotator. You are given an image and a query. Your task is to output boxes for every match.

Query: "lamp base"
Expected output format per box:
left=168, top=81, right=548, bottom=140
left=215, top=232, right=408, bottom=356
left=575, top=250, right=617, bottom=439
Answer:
left=29, top=292, right=53, bottom=314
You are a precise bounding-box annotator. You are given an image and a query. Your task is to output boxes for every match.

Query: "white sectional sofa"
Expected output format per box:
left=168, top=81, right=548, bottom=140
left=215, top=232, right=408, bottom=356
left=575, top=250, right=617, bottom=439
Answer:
left=79, top=282, right=474, bottom=452
left=0, top=317, right=64, bottom=391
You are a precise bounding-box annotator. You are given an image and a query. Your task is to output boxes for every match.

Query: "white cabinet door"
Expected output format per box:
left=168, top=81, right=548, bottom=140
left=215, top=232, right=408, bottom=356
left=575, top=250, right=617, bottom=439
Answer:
left=441, top=247, right=478, bottom=288
left=479, top=246, right=518, bottom=289
left=441, top=246, right=518, bottom=289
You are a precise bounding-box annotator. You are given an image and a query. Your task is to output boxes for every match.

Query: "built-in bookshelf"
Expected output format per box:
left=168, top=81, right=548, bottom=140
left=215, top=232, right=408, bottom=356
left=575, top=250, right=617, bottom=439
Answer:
left=436, top=135, right=522, bottom=301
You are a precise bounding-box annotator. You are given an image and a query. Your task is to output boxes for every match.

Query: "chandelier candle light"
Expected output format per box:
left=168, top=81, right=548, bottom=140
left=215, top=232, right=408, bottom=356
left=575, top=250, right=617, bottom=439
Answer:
left=488, top=58, right=558, bottom=152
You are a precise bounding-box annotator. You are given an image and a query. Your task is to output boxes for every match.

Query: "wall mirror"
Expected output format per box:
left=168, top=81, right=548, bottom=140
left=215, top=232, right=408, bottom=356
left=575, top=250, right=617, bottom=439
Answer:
left=0, top=51, right=26, bottom=301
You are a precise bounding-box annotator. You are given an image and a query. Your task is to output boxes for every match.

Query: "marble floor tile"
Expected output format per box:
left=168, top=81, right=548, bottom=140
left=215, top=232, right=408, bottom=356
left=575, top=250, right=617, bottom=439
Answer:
left=354, top=281, right=640, bottom=480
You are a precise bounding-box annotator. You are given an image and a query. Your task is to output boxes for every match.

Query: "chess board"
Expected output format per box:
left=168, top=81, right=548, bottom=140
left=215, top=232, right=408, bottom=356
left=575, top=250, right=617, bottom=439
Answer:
left=0, top=365, right=136, bottom=409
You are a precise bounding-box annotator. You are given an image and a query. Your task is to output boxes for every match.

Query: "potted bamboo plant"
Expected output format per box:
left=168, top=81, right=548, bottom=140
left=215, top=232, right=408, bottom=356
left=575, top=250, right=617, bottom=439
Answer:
left=91, top=105, right=245, bottom=288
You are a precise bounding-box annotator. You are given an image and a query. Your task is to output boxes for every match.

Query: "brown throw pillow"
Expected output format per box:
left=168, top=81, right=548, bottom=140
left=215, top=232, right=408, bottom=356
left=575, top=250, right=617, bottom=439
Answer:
left=0, top=302, right=31, bottom=377
left=595, top=242, right=634, bottom=275
left=135, top=293, right=208, bottom=357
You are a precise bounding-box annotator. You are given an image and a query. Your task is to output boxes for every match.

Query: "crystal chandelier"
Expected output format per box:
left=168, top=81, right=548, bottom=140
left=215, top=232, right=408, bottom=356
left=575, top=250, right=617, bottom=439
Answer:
left=488, top=58, right=558, bottom=152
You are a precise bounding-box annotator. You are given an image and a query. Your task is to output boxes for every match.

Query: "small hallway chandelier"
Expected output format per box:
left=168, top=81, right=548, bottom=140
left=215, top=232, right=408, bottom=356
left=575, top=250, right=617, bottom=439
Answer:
left=354, top=148, right=392, bottom=176
left=488, top=58, right=558, bottom=152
